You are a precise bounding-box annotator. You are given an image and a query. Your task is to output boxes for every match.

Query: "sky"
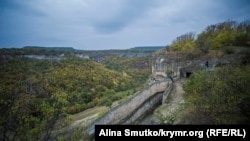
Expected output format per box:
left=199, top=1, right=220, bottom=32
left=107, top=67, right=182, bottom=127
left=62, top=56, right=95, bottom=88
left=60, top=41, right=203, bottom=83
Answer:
left=0, top=0, right=250, bottom=50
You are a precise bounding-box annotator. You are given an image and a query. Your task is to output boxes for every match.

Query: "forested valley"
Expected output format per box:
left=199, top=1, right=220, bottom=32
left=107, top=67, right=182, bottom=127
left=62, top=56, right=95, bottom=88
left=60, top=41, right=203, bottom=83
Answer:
left=0, top=50, right=152, bottom=141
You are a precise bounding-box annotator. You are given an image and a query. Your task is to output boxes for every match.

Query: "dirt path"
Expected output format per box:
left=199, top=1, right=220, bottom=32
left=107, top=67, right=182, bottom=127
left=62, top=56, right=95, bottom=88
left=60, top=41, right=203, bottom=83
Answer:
left=138, top=78, right=186, bottom=124
left=71, top=106, right=107, bottom=122
left=157, top=78, right=186, bottom=124
left=52, top=106, right=108, bottom=137
left=169, top=78, right=185, bottom=110
left=69, top=106, right=108, bottom=127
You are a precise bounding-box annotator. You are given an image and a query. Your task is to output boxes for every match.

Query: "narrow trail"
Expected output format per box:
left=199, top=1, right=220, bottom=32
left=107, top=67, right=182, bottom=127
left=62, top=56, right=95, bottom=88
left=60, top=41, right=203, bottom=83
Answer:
left=157, top=78, right=186, bottom=124
left=51, top=106, right=108, bottom=137
left=168, top=78, right=185, bottom=111
left=138, top=78, right=186, bottom=124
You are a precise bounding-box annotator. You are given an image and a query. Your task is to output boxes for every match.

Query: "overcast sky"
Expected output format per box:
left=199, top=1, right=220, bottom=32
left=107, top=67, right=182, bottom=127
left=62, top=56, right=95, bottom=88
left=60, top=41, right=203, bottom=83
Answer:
left=0, top=0, right=249, bottom=50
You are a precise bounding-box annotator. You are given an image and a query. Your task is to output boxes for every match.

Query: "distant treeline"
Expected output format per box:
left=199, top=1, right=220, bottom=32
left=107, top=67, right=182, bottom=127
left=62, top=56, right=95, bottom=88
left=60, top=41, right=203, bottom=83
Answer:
left=130, top=46, right=167, bottom=50
left=0, top=47, right=158, bottom=58
left=23, top=46, right=75, bottom=51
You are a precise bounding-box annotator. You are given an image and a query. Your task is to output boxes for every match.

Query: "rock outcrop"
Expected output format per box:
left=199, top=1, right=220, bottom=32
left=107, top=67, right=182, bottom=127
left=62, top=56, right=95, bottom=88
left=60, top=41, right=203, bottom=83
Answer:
left=152, top=50, right=248, bottom=79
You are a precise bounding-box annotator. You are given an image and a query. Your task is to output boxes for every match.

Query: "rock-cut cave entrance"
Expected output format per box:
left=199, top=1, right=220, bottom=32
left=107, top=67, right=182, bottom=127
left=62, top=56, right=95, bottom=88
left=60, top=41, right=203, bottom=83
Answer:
left=186, top=72, right=193, bottom=78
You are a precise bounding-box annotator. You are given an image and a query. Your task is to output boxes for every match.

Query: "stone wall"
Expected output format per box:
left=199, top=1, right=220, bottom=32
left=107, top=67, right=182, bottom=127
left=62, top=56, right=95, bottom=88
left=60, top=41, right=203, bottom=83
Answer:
left=88, top=78, right=171, bottom=135
left=122, top=93, right=163, bottom=124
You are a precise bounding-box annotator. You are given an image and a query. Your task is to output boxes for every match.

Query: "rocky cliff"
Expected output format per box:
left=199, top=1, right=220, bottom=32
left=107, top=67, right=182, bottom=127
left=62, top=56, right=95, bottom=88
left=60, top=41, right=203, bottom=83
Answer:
left=152, top=49, right=250, bottom=79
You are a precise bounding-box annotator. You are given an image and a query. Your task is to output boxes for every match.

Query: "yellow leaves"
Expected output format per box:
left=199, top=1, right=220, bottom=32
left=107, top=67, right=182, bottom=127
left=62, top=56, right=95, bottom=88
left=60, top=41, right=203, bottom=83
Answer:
left=170, top=32, right=195, bottom=52
left=52, top=91, right=69, bottom=106
left=40, top=101, right=55, bottom=116
left=112, top=78, right=118, bottom=86
left=93, top=97, right=99, bottom=105
left=90, top=88, right=96, bottom=93
left=122, top=72, right=128, bottom=77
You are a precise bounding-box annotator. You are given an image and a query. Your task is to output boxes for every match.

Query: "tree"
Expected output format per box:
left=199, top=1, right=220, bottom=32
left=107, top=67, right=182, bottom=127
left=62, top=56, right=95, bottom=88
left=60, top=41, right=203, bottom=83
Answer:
left=195, top=20, right=250, bottom=52
left=170, top=32, right=196, bottom=52
left=183, top=64, right=250, bottom=124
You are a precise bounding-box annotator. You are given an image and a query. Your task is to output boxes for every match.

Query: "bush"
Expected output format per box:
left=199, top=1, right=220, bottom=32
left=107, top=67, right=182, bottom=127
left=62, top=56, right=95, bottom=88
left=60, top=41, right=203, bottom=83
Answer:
left=183, top=64, right=250, bottom=124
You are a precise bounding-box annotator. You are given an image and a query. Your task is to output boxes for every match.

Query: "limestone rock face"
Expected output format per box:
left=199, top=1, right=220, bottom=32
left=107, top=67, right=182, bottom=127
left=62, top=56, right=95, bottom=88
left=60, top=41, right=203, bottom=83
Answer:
left=152, top=51, right=245, bottom=79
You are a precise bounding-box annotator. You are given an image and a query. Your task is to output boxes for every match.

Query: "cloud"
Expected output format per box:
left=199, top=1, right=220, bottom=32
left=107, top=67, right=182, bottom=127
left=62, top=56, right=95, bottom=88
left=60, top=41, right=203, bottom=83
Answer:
left=85, top=0, right=162, bottom=34
left=0, top=0, right=249, bottom=49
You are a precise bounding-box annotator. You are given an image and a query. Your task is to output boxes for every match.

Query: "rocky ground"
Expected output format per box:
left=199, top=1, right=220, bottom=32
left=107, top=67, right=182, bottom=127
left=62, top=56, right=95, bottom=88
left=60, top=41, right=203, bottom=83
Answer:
left=137, top=78, right=187, bottom=125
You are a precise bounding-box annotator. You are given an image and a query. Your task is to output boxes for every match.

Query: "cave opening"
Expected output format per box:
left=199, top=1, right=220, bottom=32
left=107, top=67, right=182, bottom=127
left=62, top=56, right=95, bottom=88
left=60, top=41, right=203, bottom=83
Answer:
left=186, top=72, right=192, bottom=78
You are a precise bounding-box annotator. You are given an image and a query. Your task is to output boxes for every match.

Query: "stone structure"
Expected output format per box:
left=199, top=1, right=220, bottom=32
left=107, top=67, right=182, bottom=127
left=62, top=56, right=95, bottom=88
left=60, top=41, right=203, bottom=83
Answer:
left=151, top=52, right=239, bottom=79
left=88, top=78, right=173, bottom=136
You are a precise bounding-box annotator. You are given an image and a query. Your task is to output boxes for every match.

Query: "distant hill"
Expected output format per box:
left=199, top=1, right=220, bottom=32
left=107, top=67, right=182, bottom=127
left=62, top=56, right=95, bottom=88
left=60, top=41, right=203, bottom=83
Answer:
left=130, top=46, right=167, bottom=50
left=23, top=46, right=75, bottom=51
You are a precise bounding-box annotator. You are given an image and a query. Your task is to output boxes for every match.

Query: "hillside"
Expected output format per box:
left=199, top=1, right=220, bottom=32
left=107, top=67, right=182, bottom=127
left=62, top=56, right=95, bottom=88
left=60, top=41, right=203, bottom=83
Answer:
left=0, top=49, right=152, bottom=141
left=151, top=20, right=250, bottom=125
